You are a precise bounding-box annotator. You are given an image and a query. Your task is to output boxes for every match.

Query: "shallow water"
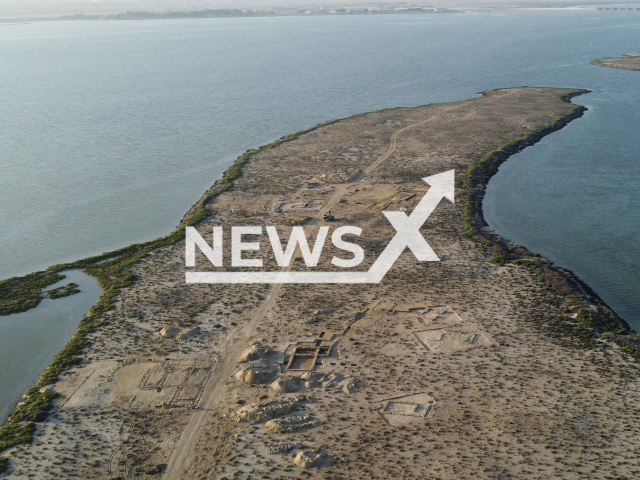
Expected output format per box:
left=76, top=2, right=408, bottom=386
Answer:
left=0, top=270, right=101, bottom=422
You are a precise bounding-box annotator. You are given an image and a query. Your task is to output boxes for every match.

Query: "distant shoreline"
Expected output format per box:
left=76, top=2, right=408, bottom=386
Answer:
left=592, top=53, right=640, bottom=71
left=3, top=6, right=639, bottom=24
left=0, top=7, right=464, bottom=24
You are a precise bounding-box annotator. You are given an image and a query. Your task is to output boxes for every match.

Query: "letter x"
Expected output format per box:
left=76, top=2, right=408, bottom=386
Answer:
left=382, top=210, right=439, bottom=262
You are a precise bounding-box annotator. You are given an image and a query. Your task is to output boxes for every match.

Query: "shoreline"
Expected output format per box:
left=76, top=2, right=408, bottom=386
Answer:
left=4, top=7, right=631, bottom=24
left=0, top=270, right=102, bottom=424
left=465, top=89, right=633, bottom=333
left=1, top=86, right=637, bottom=475
left=0, top=9, right=464, bottom=24
left=592, top=54, right=640, bottom=71
left=0, top=116, right=352, bottom=455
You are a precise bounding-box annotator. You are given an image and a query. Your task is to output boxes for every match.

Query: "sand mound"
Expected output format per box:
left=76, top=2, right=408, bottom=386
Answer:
left=339, top=377, right=361, bottom=394
left=293, top=449, right=334, bottom=468
left=154, top=325, right=202, bottom=341
left=299, top=371, right=325, bottom=388
left=238, top=342, right=274, bottom=363
left=235, top=368, right=276, bottom=385
left=298, top=372, right=344, bottom=389
left=176, top=326, right=201, bottom=341
left=265, top=415, right=320, bottom=433
left=39, top=385, right=56, bottom=394
left=232, top=395, right=306, bottom=423
left=300, top=371, right=324, bottom=381
left=235, top=341, right=280, bottom=384
left=270, top=376, right=301, bottom=393
left=154, top=325, right=181, bottom=339
left=321, top=373, right=343, bottom=389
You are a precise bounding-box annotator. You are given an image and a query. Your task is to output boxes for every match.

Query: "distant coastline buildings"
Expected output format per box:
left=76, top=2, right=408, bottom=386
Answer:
left=60, top=6, right=463, bottom=21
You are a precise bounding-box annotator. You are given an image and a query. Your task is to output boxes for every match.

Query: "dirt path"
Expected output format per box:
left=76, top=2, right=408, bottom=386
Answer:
left=161, top=281, right=283, bottom=479
left=161, top=109, right=461, bottom=479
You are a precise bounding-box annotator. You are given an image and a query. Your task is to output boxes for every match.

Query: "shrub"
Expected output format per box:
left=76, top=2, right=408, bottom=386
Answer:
left=487, top=251, right=509, bottom=265
left=0, top=272, right=64, bottom=316
left=0, top=423, right=36, bottom=453
left=576, top=309, right=596, bottom=328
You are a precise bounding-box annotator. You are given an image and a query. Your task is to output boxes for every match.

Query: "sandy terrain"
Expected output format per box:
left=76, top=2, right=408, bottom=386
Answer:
left=592, top=53, right=640, bottom=71
left=3, top=87, right=640, bottom=479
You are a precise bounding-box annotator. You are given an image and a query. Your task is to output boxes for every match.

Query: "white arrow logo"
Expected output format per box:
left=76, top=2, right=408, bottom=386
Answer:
left=186, top=169, right=454, bottom=284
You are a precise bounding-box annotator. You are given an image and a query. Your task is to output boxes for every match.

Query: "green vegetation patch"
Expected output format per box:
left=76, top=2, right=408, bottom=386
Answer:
left=44, top=283, right=80, bottom=299
left=510, top=259, right=548, bottom=285
left=0, top=423, right=36, bottom=453
left=542, top=315, right=598, bottom=351
left=487, top=250, right=509, bottom=266
left=0, top=272, right=65, bottom=316
left=613, top=334, right=640, bottom=360
left=9, top=391, right=58, bottom=424
left=575, top=309, right=624, bottom=334
left=0, top=456, right=8, bottom=474
left=576, top=309, right=596, bottom=328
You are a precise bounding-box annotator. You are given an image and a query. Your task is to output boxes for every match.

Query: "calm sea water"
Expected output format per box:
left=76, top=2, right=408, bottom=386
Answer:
left=0, top=12, right=639, bottom=420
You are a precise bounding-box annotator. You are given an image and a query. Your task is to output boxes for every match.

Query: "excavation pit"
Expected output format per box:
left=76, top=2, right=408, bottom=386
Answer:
left=414, top=329, right=490, bottom=353
left=377, top=393, right=436, bottom=426
left=138, top=360, right=214, bottom=407
left=284, top=339, right=337, bottom=372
